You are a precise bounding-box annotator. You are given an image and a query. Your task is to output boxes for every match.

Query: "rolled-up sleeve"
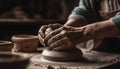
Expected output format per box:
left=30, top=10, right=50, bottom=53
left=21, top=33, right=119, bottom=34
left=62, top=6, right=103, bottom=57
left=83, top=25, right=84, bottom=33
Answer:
left=68, top=0, right=99, bottom=23
left=111, top=12, right=120, bottom=31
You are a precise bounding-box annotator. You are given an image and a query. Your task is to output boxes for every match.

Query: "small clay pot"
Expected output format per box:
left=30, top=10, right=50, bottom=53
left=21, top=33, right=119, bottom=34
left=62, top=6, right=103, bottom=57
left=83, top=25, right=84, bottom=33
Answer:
left=0, top=41, right=13, bottom=51
left=12, top=35, right=39, bottom=52
left=0, top=52, right=29, bottom=69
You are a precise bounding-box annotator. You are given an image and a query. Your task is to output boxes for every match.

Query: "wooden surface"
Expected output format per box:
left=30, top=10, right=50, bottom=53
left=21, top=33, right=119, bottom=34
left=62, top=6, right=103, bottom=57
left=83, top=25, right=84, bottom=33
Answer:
left=25, top=48, right=120, bottom=69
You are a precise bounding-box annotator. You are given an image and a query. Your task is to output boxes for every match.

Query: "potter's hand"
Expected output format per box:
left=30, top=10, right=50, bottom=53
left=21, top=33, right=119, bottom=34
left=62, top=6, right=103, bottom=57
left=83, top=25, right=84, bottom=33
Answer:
left=44, top=26, right=85, bottom=50
left=38, top=23, right=63, bottom=46
left=44, top=19, right=119, bottom=50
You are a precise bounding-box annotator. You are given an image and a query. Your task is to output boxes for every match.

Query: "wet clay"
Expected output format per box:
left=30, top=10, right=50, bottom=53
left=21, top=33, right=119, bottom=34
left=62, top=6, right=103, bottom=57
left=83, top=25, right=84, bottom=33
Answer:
left=42, top=48, right=83, bottom=62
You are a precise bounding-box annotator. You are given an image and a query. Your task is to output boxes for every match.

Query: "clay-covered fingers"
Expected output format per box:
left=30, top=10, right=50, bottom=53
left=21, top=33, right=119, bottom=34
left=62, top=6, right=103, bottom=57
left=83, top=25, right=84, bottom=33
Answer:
left=50, top=23, right=63, bottom=30
left=38, top=34, right=46, bottom=46
left=44, top=26, right=75, bottom=46
left=45, top=27, right=53, bottom=36
left=49, top=37, right=73, bottom=51
left=44, top=27, right=64, bottom=46
left=38, top=23, right=63, bottom=46
left=38, top=25, right=50, bottom=46
left=47, top=30, right=66, bottom=46
left=39, top=25, right=49, bottom=38
left=39, top=23, right=62, bottom=38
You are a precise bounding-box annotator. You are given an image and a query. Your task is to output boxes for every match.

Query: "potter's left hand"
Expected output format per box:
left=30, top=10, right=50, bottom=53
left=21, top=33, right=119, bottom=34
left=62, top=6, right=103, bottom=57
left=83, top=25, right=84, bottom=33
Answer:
left=38, top=23, right=63, bottom=46
left=44, top=26, right=85, bottom=51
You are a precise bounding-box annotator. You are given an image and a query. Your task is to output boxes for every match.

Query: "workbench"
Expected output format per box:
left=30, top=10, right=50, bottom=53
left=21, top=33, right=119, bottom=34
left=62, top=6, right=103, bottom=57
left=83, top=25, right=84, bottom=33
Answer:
left=25, top=47, right=120, bottom=69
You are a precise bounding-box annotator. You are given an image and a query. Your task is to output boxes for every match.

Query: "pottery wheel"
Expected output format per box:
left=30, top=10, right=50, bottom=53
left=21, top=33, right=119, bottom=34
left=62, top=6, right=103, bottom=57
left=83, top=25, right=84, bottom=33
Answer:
left=41, top=48, right=83, bottom=62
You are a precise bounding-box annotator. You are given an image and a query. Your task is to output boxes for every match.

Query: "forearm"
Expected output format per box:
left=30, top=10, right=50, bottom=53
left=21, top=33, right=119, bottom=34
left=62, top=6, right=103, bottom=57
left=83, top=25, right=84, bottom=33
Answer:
left=64, top=18, right=88, bottom=27
left=78, top=19, right=119, bottom=40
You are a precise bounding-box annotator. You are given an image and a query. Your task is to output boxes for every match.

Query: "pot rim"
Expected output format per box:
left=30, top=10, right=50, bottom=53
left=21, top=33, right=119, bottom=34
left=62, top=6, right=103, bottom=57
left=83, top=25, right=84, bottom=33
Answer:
left=0, top=41, right=12, bottom=45
left=12, top=35, right=38, bottom=42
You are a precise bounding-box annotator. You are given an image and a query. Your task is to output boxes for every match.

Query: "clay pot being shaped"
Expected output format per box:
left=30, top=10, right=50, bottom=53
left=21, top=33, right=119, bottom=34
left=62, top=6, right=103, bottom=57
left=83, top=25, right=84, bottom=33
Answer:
left=12, top=35, right=39, bottom=52
left=0, top=52, right=29, bottom=69
left=42, top=48, right=83, bottom=62
left=38, top=27, right=84, bottom=62
left=0, top=41, right=13, bottom=51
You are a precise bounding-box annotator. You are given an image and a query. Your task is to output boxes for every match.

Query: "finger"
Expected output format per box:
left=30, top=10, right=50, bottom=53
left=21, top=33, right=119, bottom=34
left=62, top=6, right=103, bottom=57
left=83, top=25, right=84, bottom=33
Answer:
left=38, top=34, right=46, bottom=46
left=45, top=27, right=53, bottom=36
left=39, top=25, right=49, bottom=38
left=45, top=23, right=62, bottom=36
left=39, top=23, right=62, bottom=38
left=53, top=45, right=69, bottom=51
left=44, top=27, right=64, bottom=45
left=47, top=30, right=66, bottom=46
left=49, top=38, right=66, bottom=50
left=49, top=37, right=72, bottom=50
left=63, top=26, right=75, bottom=31
left=50, top=23, right=63, bottom=30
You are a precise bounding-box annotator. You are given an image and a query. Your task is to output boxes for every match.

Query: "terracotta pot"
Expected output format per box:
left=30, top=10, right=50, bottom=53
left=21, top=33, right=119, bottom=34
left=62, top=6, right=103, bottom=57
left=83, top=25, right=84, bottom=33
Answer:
left=0, top=41, right=13, bottom=51
left=12, top=35, right=39, bottom=52
left=0, top=52, right=29, bottom=69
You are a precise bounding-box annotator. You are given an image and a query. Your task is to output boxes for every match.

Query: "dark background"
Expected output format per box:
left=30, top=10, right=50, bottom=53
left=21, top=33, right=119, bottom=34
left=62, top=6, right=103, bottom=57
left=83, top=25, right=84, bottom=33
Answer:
left=0, top=0, right=79, bottom=40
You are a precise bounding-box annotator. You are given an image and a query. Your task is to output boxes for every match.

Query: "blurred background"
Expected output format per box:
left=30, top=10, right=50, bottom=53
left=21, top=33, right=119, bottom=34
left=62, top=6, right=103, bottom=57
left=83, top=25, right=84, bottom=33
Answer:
left=0, top=0, right=79, bottom=41
left=0, top=0, right=79, bottom=21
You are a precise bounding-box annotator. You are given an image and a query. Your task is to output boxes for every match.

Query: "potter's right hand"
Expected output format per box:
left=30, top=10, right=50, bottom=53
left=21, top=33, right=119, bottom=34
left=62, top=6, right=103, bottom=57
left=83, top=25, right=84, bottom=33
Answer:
left=38, top=23, right=63, bottom=46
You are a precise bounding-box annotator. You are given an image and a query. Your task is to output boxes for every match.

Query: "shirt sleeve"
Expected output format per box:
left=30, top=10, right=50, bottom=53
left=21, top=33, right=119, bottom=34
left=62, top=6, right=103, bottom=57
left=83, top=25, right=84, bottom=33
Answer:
left=111, top=12, right=120, bottom=32
left=68, top=0, right=100, bottom=23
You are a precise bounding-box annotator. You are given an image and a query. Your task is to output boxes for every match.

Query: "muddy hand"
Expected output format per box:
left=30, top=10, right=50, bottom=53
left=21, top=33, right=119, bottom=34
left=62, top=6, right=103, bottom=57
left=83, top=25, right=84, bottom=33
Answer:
left=44, top=26, right=84, bottom=51
left=38, top=23, right=63, bottom=46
